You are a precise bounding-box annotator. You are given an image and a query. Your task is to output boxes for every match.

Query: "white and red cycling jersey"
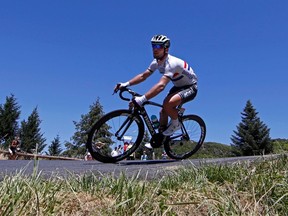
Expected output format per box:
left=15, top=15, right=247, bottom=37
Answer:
left=148, top=54, right=197, bottom=87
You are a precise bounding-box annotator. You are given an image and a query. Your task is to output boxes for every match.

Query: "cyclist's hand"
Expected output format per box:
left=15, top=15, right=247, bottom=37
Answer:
left=133, top=95, right=147, bottom=107
left=114, top=82, right=130, bottom=92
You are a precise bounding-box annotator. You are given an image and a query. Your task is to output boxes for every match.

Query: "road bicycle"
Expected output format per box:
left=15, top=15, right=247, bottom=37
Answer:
left=86, top=87, right=206, bottom=163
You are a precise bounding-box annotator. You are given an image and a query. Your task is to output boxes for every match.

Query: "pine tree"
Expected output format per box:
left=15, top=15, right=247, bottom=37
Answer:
left=62, top=98, right=105, bottom=158
left=231, top=100, right=272, bottom=156
left=20, top=107, right=47, bottom=153
left=0, top=94, right=21, bottom=148
left=62, top=141, right=80, bottom=157
left=47, top=135, right=63, bottom=156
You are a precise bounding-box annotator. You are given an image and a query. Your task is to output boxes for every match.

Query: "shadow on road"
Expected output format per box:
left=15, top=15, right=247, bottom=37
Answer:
left=118, top=159, right=178, bottom=166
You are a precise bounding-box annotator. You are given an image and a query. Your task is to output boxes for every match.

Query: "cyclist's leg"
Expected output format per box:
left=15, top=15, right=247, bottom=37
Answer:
left=162, top=85, right=198, bottom=135
left=159, top=86, right=181, bottom=129
left=161, top=88, right=182, bottom=135
left=162, top=96, right=181, bottom=136
left=179, top=84, right=198, bottom=105
left=159, top=108, right=168, bottom=132
left=163, top=83, right=198, bottom=115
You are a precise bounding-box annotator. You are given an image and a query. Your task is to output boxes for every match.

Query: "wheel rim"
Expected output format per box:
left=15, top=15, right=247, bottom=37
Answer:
left=165, top=116, right=205, bottom=159
left=88, top=111, right=144, bottom=162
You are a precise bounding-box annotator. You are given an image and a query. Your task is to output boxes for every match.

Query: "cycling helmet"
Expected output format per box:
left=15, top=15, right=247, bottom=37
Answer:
left=151, top=34, right=170, bottom=48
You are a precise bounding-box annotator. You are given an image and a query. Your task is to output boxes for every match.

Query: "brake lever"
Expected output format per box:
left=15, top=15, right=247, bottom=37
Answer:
left=112, top=89, right=118, bottom=95
left=112, top=83, right=121, bottom=95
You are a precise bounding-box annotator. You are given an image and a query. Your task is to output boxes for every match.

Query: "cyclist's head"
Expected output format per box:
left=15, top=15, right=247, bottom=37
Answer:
left=151, top=34, right=170, bottom=60
left=151, top=35, right=170, bottom=48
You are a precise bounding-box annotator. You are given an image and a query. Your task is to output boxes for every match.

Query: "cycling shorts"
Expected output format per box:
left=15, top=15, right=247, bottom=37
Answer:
left=167, top=84, right=198, bottom=104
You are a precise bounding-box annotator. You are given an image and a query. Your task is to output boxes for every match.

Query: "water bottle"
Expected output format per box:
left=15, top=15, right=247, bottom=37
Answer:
left=151, top=115, right=160, bottom=129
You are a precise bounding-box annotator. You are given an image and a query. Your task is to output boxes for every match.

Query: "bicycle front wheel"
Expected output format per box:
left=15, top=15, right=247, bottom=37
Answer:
left=164, top=115, right=206, bottom=160
left=86, top=109, right=145, bottom=163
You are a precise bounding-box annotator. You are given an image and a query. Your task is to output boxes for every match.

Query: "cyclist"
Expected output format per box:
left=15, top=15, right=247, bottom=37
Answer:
left=115, top=34, right=198, bottom=136
left=9, top=137, right=20, bottom=160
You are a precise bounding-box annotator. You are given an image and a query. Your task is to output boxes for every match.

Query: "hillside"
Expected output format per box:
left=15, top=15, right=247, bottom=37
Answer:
left=191, top=142, right=233, bottom=159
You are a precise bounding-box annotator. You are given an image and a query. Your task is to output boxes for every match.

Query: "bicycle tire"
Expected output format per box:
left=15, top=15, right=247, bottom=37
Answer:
left=86, top=109, right=145, bottom=163
left=164, top=115, right=206, bottom=160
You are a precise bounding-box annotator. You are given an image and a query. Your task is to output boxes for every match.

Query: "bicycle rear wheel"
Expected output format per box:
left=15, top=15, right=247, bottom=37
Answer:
left=86, top=109, right=144, bottom=163
left=164, top=115, right=206, bottom=160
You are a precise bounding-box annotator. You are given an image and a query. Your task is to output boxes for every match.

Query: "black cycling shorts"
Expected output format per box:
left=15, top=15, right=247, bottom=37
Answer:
left=167, top=84, right=198, bottom=104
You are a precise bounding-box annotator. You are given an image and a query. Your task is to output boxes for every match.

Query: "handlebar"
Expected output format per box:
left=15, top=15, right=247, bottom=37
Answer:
left=113, top=86, right=141, bottom=101
left=113, top=86, right=163, bottom=108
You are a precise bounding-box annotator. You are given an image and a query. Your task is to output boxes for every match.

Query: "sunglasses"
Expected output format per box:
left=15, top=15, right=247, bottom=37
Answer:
left=152, top=44, right=164, bottom=49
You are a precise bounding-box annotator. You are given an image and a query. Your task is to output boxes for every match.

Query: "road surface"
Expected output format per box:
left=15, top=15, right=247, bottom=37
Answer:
left=0, top=155, right=277, bottom=180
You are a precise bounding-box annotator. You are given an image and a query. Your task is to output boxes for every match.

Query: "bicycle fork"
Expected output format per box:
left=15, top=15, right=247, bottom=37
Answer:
left=114, top=114, right=134, bottom=141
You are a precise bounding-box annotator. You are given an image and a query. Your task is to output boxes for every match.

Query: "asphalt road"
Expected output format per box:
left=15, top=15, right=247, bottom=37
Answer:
left=0, top=155, right=276, bottom=180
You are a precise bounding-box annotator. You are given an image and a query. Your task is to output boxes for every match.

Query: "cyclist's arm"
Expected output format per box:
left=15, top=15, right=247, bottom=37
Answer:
left=128, top=69, right=152, bottom=86
left=144, top=75, right=170, bottom=100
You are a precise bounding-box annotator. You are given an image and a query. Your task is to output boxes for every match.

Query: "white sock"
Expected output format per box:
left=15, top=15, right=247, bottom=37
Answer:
left=171, top=119, right=179, bottom=126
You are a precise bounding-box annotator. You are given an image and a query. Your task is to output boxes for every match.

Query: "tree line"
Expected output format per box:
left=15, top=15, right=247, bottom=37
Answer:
left=0, top=94, right=105, bottom=157
left=0, top=95, right=46, bottom=153
left=0, top=94, right=283, bottom=159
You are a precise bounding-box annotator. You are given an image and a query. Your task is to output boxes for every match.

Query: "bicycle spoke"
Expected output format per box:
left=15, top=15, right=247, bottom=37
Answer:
left=164, top=115, right=206, bottom=159
left=87, top=110, right=144, bottom=163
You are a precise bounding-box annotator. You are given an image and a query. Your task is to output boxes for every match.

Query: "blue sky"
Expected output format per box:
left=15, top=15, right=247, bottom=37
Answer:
left=1, top=1, right=287, bottom=148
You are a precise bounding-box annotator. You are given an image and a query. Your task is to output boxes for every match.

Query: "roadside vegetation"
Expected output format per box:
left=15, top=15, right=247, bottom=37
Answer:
left=1, top=95, right=287, bottom=160
left=0, top=155, right=287, bottom=215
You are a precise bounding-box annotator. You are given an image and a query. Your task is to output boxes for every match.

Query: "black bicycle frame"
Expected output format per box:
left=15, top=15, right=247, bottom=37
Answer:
left=114, top=99, right=187, bottom=142
left=137, top=101, right=163, bottom=137
left=115, top=115, right=135, bottom=141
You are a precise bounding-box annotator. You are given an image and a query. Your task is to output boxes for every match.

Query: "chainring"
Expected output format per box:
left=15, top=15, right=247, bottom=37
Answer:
left=150, top=133, right=169, bottom=148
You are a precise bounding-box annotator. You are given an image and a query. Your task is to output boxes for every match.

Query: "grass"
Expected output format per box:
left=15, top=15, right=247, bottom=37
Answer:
left=0, top=155, right=287, bottom=216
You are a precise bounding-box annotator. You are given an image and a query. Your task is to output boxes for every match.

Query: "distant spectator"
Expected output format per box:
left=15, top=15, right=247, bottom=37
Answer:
left=141, top=151, right=148, bottom=160
left=85, top=152, right=93, bottom=161
left=123, top=142, right=129, bottom=152
left=162, top=151, right=167, bottom=160
left=9, top=137, right=20, bottom=160
left=127, top=143, right=135, bottom=160
left=95, top=141, right=105, bottom=149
